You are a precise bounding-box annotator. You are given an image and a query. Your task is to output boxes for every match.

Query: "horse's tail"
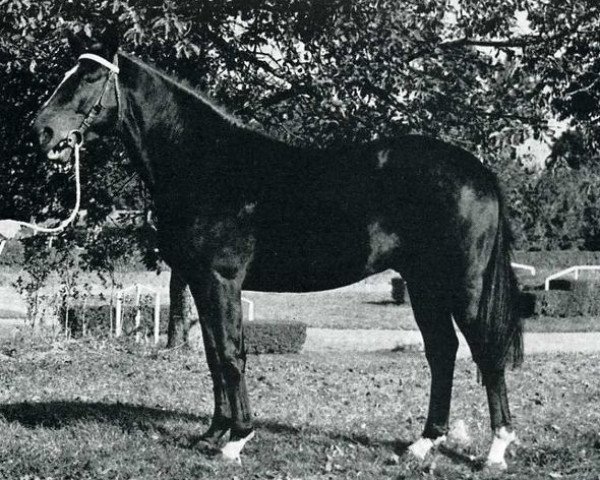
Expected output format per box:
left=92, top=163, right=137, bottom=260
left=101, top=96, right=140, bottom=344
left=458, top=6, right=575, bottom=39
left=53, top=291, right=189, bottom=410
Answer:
left=476, top=192, right=523, bottom=372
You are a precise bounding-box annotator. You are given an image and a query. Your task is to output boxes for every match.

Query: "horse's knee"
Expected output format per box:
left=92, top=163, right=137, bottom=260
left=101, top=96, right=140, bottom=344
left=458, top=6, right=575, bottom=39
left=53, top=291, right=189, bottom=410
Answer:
left=221, top=354, right=245, bottom=384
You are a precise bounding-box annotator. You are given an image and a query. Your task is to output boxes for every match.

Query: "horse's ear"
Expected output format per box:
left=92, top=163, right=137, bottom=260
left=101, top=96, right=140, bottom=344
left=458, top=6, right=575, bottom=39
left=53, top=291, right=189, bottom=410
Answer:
left=66, top=29, right=86, bottom=56
left=100, top=23, right=120, bottom=57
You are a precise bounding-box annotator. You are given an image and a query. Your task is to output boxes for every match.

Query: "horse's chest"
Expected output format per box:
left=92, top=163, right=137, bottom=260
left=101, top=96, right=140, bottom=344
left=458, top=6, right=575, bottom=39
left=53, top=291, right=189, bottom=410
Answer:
left=156, top=210, right=256, bottom=269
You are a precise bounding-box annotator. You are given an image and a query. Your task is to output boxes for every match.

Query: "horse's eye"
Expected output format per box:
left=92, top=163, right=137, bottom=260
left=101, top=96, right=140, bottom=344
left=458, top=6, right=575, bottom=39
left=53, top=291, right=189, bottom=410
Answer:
left=83, top=73, right=100, bottom=84
left=82, top=68, right=104, bottom=84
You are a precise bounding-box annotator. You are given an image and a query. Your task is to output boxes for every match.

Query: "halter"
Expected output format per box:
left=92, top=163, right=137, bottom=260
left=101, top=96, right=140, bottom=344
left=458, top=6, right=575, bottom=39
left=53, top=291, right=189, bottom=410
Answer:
left=77, top=53, right=121, bottom=136
left=0, top=52, right=121, bottom=247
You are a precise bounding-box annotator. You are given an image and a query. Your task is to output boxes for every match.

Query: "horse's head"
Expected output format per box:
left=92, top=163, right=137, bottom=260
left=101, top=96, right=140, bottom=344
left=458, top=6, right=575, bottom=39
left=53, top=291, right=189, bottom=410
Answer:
left=33, top=28, right=120, bottom=160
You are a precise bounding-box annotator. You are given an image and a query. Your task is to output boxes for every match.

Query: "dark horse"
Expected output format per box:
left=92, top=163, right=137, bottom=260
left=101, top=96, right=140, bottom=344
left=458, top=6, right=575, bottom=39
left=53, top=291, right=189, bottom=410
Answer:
left=33, top=31, right=523, bottom=469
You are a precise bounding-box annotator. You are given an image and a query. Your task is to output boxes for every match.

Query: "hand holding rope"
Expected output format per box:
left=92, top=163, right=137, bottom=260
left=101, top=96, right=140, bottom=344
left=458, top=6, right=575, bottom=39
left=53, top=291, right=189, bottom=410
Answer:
left=0, top=130, right=83, bottom=248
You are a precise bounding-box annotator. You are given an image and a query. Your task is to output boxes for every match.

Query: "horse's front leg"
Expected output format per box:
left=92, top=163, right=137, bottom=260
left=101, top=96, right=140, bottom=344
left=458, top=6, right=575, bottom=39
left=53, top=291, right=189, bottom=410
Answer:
left=190, top=268, right=254, bottom=463
left=188, top=281, right=232, bottom=447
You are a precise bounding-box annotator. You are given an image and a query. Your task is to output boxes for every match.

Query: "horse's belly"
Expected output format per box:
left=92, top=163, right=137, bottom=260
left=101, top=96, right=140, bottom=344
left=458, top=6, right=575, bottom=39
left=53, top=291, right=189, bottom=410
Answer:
left=243, top=217, right=397, bottom=292
left=242, top=223, right=361, bottom=291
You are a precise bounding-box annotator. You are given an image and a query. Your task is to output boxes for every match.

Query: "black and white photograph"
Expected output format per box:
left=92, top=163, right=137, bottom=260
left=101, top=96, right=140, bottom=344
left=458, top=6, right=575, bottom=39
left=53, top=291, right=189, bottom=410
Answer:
left=0, top=1, right=599, bottom=478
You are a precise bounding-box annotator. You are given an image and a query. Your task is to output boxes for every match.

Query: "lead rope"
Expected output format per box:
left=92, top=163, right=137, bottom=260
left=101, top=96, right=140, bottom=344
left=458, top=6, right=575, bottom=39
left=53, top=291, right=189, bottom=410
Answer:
left=0, top=137, right=82, bottom=251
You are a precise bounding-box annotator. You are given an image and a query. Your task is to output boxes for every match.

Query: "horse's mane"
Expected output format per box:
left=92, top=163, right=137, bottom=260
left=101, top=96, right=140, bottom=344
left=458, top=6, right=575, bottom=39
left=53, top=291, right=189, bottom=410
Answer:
left=119, top=52, right=248, bottom=131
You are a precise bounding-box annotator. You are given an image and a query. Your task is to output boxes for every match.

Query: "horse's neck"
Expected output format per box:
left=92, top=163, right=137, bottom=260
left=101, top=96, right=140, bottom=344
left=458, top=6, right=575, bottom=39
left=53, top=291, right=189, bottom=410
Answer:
left=117, top=54, right=233, bottom=193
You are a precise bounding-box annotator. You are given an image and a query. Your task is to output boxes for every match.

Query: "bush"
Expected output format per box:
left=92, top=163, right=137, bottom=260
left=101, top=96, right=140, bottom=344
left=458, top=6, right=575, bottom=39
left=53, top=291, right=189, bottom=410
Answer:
left=0, top=239, right=24, bottom=267
left=520, top=280, right=600, bottom=317
left=62, top=302, right=172, bottom=338
left=244, top=321, right=307, bottom=354
left=61, top=304, right=307, bottom=354
left=391, top=278, right=407, bottom=304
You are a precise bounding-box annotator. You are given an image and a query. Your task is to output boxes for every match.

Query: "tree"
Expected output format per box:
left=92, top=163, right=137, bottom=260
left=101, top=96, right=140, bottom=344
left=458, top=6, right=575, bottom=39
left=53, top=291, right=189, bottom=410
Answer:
left=2, top=1, right=600, bottom=340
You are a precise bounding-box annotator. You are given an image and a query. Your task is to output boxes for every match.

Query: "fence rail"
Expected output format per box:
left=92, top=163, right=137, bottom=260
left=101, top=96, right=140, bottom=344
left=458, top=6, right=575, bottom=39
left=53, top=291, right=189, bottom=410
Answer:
left=544, top=265, right=600, bottom=290
left=511, top=262, right=536, bottom=276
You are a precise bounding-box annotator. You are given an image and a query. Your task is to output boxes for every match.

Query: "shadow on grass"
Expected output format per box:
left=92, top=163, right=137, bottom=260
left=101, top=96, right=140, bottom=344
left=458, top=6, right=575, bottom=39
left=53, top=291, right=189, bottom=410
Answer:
left=363, top=300, right=402, bottom=306
left=0, top=400, right=411, bottom=450
left=0, top=401, right=364, bottom=442
left=0, top=400, right=207, bottom=430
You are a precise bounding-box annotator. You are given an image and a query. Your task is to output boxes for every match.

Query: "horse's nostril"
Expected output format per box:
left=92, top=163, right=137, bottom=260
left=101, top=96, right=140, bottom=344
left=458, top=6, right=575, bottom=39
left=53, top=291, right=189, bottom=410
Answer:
left=39, top=126, right=54, bottom=147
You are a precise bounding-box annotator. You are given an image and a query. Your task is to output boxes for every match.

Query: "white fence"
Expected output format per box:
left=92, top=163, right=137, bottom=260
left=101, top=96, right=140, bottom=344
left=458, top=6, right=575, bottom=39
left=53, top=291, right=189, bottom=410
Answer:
left=544, top=265, right=600, bottom=291
left=114, top=284, right=255, bottom=344
left=115, top=284, right=161, bottom=344
left=511, top=262, right=536, bottom=276
left=242, top=297, right=255, bottom=321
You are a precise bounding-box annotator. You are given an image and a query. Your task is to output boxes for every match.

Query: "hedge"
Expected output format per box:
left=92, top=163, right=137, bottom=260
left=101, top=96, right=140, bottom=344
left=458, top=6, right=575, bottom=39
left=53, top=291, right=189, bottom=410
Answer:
left=391, top=277, right=407, bottom=304
left=520, top=280, right=600, bottom=317
left=61, top=303, right=170, bottom=338
left=61, top=304, right=307, bottom=354
left=243, top=321, right=307, bottom=354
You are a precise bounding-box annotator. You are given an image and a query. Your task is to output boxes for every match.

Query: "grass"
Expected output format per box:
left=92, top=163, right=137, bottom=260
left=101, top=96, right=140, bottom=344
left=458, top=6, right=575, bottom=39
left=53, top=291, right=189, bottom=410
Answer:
left=0, top=335, right=598, bottom=479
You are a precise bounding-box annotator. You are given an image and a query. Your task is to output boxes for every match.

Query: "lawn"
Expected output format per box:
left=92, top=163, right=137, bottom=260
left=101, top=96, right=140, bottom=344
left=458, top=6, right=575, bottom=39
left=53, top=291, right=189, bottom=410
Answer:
left=0, top=336, right=598, bottom=479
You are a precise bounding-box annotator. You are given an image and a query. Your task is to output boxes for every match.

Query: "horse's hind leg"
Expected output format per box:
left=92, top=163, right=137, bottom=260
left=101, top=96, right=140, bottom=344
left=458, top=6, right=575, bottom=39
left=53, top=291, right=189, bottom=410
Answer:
left=453, top=285, right=516, bottom=470
left=406, top=281, right=458, bottom=460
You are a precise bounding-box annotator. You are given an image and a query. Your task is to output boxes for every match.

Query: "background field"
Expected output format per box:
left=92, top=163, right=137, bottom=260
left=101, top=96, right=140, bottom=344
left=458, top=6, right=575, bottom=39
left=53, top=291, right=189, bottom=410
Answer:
left=3, top=251, right=600, bottom=332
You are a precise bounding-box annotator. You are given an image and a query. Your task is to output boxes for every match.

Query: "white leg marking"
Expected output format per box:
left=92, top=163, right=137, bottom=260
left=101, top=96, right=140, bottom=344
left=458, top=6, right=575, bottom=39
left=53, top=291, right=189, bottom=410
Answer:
left=408, top=435, right=446, bottom=460
left=486, top=427, right=516, bottom=470
left=220, top=430, right=255, bottom=464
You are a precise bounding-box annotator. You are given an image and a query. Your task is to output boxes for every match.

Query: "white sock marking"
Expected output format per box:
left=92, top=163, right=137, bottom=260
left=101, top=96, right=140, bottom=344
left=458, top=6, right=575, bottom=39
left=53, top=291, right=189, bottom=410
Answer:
left=486, top=426, right=516, bottom=469
left=408, top=435, right=446, bottom=460
left=220, top=430, right=255, bottom=464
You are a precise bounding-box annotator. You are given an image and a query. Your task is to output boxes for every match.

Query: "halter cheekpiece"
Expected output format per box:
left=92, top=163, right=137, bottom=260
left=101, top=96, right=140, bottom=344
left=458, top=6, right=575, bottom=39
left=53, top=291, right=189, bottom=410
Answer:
left=76, top=52, right=121, bottom=134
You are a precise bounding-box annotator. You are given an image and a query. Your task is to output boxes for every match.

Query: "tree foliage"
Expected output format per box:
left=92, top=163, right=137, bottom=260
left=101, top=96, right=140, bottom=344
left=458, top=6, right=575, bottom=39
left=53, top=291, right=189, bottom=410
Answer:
left=1, top=0, right=599, bottom=253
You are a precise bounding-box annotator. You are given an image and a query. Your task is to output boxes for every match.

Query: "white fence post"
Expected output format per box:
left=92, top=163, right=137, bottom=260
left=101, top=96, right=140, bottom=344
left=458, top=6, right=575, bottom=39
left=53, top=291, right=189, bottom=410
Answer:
left=154, top=293, right=161, bottom=345
left=115, top=291, right=123, bottom=337
left=0, top=240, right=6, bottom=256
left=242, top=297, right=255, bottom=321
left=134, top=284, right=141, bottom=343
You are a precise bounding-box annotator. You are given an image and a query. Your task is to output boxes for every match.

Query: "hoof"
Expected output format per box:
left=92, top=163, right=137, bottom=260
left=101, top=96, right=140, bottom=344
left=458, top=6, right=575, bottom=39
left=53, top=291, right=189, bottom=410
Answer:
left=219, top=430, right=255, bottom=465
left=192, top=427, right=230, bottom=453
left=484, top=459, right=508, bottom=472
left=193, top=438, right=221, bottom=454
